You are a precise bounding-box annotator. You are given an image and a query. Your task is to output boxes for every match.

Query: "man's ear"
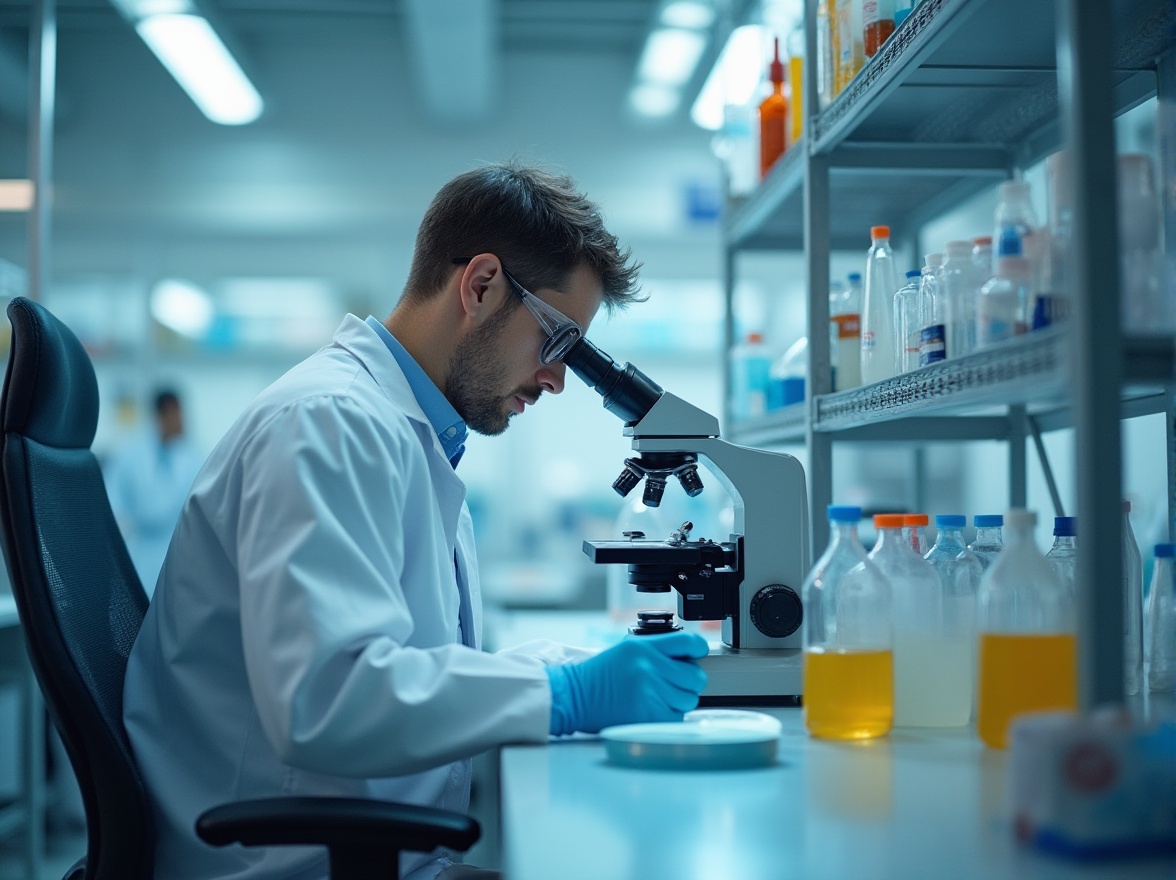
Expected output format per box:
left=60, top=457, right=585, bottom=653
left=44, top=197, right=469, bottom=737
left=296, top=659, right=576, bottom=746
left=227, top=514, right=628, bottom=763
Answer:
left=458, top=253, right=503, bottom=321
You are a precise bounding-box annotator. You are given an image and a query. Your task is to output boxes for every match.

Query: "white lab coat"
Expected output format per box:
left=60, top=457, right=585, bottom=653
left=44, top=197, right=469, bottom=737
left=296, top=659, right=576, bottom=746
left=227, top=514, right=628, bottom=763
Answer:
left=124, top=315, right=572, bottom=880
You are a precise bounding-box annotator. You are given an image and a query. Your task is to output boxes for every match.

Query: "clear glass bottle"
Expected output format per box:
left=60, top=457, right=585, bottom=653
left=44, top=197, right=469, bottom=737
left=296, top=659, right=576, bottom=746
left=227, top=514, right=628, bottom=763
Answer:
left=1147, top=544, right=1176, bottom=693
left=940, top=240, right=975, bottom=361
left=903, top=513, right=930, bottom=557
left=835, top=0, right=864, bottom=94
left=893, top=269, right=923, bottom=374
left=977, top=509, right=1077, bottom=750
left=1122, top=500, right=1143, bottom=696
left=861, top=225, right=898, bottom=385
left=923, top=515, right=984, bottom=726
left=869, top=513, right=949, bottom=727
left=977, top=226, right=1031, bottom=347
left=802, top=504, right=894, bottom=739
left=830, top=277, right=862, bottom=392
left=918, top=252, right=946, bottom=366
left=968, top=514, right=1004, bottom=571
left=1045, top=516, right=1078, bottom=604
left=971, top=235, right=994, bottom=285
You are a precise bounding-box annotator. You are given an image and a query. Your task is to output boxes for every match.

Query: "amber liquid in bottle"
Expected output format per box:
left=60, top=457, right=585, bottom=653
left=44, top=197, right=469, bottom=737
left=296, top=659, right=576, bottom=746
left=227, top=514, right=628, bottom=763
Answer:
left=977, top=632, right=1077, bottom=749
left=804, top=647, right=894, bottom=739
left=759, top=82, right=789, bottom=179
left=864, top=19, right=895, bottom=57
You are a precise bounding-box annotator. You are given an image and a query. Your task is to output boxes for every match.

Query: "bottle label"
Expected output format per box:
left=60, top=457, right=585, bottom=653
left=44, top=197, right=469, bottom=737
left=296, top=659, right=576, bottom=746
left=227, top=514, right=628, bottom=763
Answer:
left=863, top=0, right=881, bottom=26
left=861, top=329, right=876, bottom=351
left=919, top=324, right=946, bottom=366
left=831, top=313, right=861, bottom=339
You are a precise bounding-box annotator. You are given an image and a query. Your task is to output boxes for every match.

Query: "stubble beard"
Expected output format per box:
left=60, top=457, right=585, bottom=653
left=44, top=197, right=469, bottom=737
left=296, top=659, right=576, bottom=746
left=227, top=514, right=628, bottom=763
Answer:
left=445, top=305, right=542, bottom=436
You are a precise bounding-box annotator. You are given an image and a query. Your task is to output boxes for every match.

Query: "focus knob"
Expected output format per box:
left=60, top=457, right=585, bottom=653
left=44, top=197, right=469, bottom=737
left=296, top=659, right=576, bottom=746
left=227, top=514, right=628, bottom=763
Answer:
left=749, top=585, right=803, bottom=639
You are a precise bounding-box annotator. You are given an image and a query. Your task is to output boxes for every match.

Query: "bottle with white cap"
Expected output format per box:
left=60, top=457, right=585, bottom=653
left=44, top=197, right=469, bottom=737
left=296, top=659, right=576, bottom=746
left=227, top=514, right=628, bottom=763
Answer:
left=993, top=178, right=1041, bottom=281
left=977, top=227, right=1032, bottom=347
left=977, top=509, right=1076, bottom=749
left=940, top=240, right=976, bottom=360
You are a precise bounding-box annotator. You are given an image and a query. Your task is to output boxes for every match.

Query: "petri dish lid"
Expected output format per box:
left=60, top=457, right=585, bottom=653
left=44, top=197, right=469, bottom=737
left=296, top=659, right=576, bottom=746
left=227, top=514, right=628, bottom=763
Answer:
left=600, top=710, right=781, bottom=771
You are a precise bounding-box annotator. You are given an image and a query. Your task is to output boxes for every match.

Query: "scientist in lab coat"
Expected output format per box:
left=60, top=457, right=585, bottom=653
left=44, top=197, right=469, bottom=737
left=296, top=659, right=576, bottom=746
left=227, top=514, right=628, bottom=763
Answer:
left=104, top=388, right=205, bottom=595
left=123, top=162, right=710, bottom=880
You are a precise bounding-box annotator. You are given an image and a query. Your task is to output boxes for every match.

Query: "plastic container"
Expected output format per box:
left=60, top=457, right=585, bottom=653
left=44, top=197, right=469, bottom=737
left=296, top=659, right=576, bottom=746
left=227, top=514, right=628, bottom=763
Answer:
left=863, top=0, right=896, bottom=57
left=1146, top=544, right=1176, bottom=692
left=730, top=332, right=772, bottom=421
left=1045, top=516, right=1078, bottom=604
left=869, top=513, right=952, bottom=727
left=923, top=515, right=984, bottom=726
left=903, top=513, right=930, bottom=557
left=971, top=235, right=994, bottom=283
left=1117, top=153, right=1172, bottom=334
left=861, top=225, right=898, bottom=385
left=830, top=277, right=862, bottom=392
left=968, top=514, right=1004, bottom=570
left=787, top=28, right=805, bottom=145
left=835, top=0, right=864, bottom=95
left=977, top=227, right=1030, bottom=348
left=816, top=0, right=835, bottom=110
left=768, top=337, right=807, bottom=410
left=802, top=504, right=893, bottom=739
left=758, top=38, right=789, bottom=179
left=1122, top=500, right=1143, bottom=696
left=977, top=509, right=1076, bottom=750
left=994, top=179, right=1041, bottom=282
left=918, top=252, right=946, bottom=366
left=1037, top=152, right=1073, bottom=331
left=940, top=240, right=975, bottom=361
left=893, top=269, right=923, bottom=374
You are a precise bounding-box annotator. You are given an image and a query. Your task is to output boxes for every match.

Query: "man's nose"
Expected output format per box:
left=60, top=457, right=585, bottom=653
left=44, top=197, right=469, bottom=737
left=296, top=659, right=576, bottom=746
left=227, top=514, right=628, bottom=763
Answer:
left=537, top=361, right=566, bottom=395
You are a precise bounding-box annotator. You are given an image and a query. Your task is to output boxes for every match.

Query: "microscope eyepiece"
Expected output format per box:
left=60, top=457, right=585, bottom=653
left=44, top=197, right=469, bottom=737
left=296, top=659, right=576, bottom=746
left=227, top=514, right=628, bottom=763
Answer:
left=563, top=337, right=662, bottom=425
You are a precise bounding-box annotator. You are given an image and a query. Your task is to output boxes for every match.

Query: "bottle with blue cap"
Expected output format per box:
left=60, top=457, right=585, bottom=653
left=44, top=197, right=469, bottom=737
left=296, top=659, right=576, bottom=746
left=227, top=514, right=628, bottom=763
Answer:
left=893, top=269, right=925, bottom=374
left=1147, top=543, right=1176, bottom=692
left=968, top=514, right=1004, bottom=570
left=801, top=505, right=893, bottom=739
left=921, top=515, right=984, bottom=726
left=1045, top=516, right=1078, bottom=602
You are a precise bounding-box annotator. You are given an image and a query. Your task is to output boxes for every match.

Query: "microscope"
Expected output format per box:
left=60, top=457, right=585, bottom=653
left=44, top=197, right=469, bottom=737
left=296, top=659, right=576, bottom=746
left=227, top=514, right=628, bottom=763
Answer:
left=564, top=336, right=809, bottom=704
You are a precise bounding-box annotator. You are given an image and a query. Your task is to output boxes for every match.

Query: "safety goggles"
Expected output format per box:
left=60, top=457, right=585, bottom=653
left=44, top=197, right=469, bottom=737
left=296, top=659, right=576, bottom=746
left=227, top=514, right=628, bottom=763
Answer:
left=452, top=257, right=583, bottom=364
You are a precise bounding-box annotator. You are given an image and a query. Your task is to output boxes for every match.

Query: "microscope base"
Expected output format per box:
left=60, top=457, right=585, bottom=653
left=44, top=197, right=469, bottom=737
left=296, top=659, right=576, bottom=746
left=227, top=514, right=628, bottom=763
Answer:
left=697, top=645, right=803, bottom=706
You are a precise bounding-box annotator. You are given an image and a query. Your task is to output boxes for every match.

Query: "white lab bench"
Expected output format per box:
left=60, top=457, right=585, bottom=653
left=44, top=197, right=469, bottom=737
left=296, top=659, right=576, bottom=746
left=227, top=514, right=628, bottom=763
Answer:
left=491, top=611, right=1176, bottom=880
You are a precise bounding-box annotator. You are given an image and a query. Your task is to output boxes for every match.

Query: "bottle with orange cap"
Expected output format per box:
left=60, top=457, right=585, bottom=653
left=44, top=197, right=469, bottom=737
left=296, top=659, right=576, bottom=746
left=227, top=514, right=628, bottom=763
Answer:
left=861, top=224, right=898, bottom=385
left=801, top=505, right=893, bottom=739
left=758, top=37, right=789, bottom=179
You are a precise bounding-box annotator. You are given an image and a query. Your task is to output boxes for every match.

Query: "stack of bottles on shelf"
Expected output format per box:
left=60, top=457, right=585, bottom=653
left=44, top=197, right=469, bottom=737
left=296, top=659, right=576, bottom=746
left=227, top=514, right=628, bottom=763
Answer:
left=829, top=150, right=1176, bottom=393
left=816, top=0, right=926, bottom=110
left=800, top=502, right=1173, bottom=746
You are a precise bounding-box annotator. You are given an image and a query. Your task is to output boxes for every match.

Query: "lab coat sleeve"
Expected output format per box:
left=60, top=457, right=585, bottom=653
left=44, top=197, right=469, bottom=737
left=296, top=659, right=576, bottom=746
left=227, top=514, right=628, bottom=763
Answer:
left=496, top=639, right=600, bottom=666
left=235, top=394, right=551, bottom=778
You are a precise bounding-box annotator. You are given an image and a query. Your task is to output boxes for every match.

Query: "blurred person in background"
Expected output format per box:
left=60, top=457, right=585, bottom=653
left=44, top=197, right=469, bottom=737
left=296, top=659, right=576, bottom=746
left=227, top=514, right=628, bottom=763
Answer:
left=104, top=387, right=205, bottom=595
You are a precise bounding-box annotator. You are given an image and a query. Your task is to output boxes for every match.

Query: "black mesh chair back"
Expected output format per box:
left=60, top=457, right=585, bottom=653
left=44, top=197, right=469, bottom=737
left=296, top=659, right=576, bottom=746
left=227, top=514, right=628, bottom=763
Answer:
left=0, top=296, right=153, bottom=880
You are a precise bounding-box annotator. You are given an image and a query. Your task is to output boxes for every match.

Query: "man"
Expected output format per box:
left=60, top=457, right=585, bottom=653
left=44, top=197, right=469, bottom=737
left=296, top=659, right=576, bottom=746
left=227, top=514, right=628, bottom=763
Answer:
left=104, top=388, right=205, bottom=595
left=123, top=163, right=709, bottom=880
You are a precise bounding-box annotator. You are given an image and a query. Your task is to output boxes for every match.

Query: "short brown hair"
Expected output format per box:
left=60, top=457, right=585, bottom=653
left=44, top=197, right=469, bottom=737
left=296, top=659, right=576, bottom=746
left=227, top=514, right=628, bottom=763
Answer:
left=403, top=161, right=642, bottom=313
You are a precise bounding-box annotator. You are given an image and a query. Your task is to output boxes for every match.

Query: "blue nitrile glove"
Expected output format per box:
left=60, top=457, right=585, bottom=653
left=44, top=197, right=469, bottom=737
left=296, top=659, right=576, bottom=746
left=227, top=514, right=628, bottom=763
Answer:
left=545, top=631, right=709, bottom=736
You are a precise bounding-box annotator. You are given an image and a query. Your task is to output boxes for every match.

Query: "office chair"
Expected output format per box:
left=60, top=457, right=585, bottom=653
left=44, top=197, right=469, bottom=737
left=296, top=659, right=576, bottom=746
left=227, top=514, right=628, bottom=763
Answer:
left=0, top=296, right=480, bottom=880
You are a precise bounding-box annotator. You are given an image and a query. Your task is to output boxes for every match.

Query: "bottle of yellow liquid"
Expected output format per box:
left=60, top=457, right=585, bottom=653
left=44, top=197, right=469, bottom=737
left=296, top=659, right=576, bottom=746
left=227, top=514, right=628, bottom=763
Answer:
left=786, top=27, right=805, bottom=145
left=758, top=37, right=789, bottom=178
left=976, top=509, right=1077, bottom=749
left=802, top=504, right=894, bottom=739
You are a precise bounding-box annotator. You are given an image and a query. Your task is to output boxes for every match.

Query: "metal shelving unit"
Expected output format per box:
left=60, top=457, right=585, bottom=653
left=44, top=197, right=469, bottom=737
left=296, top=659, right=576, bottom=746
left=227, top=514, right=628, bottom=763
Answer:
left=722, top=0, right=1176, bottom=711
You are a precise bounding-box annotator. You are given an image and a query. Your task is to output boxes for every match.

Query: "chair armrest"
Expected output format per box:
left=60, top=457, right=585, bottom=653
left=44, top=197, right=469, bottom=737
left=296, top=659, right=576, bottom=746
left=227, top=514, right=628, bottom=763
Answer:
left=196, top=796, right=481, bottom=855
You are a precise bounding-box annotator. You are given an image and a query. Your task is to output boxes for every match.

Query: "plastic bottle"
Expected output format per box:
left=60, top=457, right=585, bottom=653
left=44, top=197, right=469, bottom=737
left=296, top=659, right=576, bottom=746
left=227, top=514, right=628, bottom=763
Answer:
left=730, top=332, right=772, bottom=421
left=1038, top=151, right=1073, bottom=331
left=940, top=240, right=975, bottom=361
left=835, top=0, right=864, bottom=94
left=893, top=269, right=923, bottom=374
left=977, top=509, right=1076, bottom=750
left=971, top=235, right=994, bottom=287
left=787, top=28, right=805, bottom=145
left=1045, top=516, right=1078, bottom=604
left=831, top=274, right=863, bottom=392
left=768, top=337, right=807, bottom=410
left=968, top=514, right=1004, bottom=570
left=994, top=180, right=1041, bottom=302
left=903, top=513, right=930, bottom=557
left=977, top=227, right=1030, bottom=348
left=817, top=0, right=835, bottom=110
left=868, top=513, right=950, bottom=727
left=802, top=505, right=893, bottom=739
left=759, top=38, right=789, bottom=179
left=1122, top=500, right=1143, bottom=696
left=1146, top=544, right=1176, bottom=692
left=863, top=0, right=895, bottom=57
left=923, top=515, right=984, bottom=726
left=861, top=225, right=898, bottom=385
left=918, top=253, right=946, bottom=366
left=1117, top=153, right=1171, bottom=333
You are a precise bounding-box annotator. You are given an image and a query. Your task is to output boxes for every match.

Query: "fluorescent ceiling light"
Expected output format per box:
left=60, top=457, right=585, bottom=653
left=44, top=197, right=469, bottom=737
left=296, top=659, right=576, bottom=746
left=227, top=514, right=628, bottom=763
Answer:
left=690, top=24, right=765, bottom=131
left=150, top=278, right=214, bottom=337
left=660, top=1, right=715, bottom=30
left=638, top=28, right=707, bottom=87
left=630, top=83, right=681, bottom=118
left=0, top=179, right=33, bottom=211
left=135, top=14, right=263, bottom=125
